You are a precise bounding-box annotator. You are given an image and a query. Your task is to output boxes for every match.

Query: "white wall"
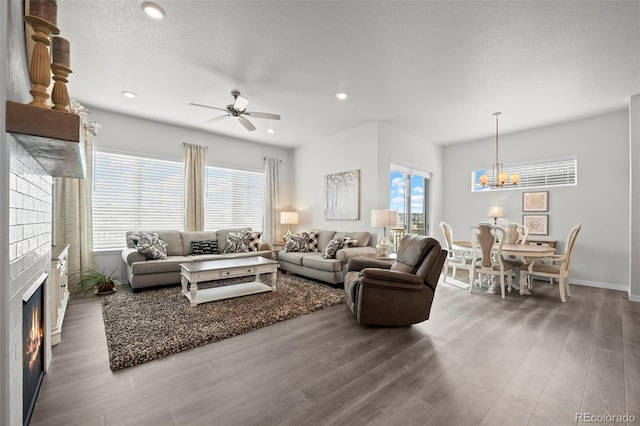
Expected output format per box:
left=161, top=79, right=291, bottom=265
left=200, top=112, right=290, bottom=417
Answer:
left=630, top=95, right=640, bottom=301
left=294, top=122, right=379, bottom=235
left=293, top=121, right=444, bottom=245
left=443, top=110, right=630, bottom=290
left=88, top=108, right=295, bottom=280
left=377, top=122, right=444, bottom=238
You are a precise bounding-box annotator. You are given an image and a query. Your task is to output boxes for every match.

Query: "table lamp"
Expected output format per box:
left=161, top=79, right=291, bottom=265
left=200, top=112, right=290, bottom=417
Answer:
left=488, top=206, right=503, bottom=226
left=280, top=211, right=299, bottom=239
left=371, top=209, right=398, bottom=257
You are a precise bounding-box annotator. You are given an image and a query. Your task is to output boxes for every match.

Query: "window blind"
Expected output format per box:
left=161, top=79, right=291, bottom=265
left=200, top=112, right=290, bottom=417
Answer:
left=204, top=166, right=265, bottom=232
left=471, top=156, right=577, bottom=192
left=92, top=150, right=184, bottom=250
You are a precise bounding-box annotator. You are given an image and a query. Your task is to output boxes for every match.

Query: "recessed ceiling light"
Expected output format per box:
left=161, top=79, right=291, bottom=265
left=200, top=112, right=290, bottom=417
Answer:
left=336, top=92, right=349, bottom=101
left=141, top=2, right=166, bottom=19
left=122, top=91, right=137, bottom=99
left=267, top=128, right=276, bottom=134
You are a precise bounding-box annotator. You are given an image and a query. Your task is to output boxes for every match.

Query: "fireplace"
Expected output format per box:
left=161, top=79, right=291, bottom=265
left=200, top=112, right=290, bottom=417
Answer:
left=22, top=274, right=47, bottom=426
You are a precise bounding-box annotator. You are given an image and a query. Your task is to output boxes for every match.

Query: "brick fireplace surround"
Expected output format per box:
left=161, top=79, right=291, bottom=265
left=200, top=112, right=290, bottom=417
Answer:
left=2, top=1, right=54, bottom=424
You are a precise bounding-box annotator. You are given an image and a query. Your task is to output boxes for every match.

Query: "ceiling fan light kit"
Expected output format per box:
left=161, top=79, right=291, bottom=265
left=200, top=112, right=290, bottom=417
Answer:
left=189, top=91, right=281, bottom=132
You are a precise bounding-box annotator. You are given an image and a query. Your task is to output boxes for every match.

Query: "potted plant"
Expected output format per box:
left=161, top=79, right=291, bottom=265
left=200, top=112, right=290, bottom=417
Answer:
left=71, top=266, right=118, bottom=295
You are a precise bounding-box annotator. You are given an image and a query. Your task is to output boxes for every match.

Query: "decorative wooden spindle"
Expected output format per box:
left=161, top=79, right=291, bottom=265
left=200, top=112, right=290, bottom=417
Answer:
left=51, top=36, right=72, bottom=111
left=24, top=0, right=60, bottom=108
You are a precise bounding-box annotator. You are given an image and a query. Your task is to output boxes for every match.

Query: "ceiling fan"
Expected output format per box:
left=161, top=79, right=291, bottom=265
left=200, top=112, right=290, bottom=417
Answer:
left=189, top=90, right=281, bottom=132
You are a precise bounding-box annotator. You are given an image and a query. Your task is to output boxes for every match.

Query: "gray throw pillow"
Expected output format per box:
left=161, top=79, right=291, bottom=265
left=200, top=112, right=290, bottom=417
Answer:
left=322, top=237, right=344, bottom=259
left=285, top=233, right=309, bottom=252
left=224, top=232, right=249, bottom=253
left=135, top=233, right=168, bottom=260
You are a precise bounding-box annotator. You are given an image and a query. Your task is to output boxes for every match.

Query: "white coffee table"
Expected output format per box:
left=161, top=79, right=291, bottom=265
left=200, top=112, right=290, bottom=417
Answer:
left=180, top=257, right=278, bottom=307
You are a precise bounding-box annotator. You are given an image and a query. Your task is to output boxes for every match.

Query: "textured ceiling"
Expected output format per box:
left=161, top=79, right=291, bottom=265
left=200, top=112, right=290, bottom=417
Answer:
left=57, top=1, right=640, bottom=147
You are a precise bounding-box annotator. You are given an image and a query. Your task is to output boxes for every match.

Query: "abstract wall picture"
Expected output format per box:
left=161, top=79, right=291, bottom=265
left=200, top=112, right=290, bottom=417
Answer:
left=523, top=214, right=549, bottom=235
left=324, top=169, right=360, bottom=220
left=523, top=191, right=549, bottom=212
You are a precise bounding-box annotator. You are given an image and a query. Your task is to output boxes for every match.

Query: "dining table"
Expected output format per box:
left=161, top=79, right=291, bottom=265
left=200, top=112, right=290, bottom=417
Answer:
left=451, top=240, right=556, bottom=295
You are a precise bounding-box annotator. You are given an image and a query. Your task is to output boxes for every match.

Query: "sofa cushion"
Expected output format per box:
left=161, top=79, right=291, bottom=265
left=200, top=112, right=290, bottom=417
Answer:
left=285, top=232, right=309, bottom=252
left=136, top=233, right=168, bottom=260
left=302, top=254, right=342, bottom=272
left=224, top=232, right=250, bottom=253
left=130, top=256, right=193, bottom=275
left=191, top=239, right=218, bottom=255
left=181, top=231, right=218, bottom=255
left=334, top=231, right=371, bottom=247
left=278, top=251, right=307, bottom=266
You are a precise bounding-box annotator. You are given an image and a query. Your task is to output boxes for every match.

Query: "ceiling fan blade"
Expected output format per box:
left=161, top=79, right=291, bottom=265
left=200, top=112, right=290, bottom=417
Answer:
left=245, top=111, right=281, bottom=120
left=233, top=95, right=249, bottom=112
left=238, top=116, right=256, bottom=131
left=204, top=114, right=229, bottom=124
left=189, top=102, right=228, bottom=113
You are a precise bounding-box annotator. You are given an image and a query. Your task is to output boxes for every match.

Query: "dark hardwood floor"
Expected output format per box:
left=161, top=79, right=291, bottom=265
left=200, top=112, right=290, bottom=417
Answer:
left=31, top=276, right=640, bottom=426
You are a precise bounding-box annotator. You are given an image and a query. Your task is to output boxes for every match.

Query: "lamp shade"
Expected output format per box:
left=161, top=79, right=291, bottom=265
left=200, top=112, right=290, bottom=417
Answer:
left=488, top=206, right=504, bottom=218
left=280, top=211, right=299, bottom=225
left=371, top=209, right=398, bottom=227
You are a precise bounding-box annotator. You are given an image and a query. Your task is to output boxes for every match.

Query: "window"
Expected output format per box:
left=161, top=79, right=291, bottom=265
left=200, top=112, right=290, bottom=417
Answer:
left=204, top=166, right=264, bottom=232
left=92, top=151, right=184, bottom=250
left=471, top=156, right=577, bottom=192
left=389, top=163, right=431, bottom=252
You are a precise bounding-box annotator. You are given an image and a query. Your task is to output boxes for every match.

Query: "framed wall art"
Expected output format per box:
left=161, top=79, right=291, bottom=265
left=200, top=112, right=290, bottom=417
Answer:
left=324, top=169, right=360, bottom=220
left=523, top=214, right=548, bottom=235
left=523, top=191, right=549, bottom=212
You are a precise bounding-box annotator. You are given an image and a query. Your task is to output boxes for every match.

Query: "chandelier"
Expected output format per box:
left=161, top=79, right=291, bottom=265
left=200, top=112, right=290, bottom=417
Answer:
left=479, top=112, right=520, bottom=188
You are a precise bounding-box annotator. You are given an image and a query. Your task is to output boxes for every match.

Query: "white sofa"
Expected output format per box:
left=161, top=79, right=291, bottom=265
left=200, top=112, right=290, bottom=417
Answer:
left=121, top=229, right=271, bottom=290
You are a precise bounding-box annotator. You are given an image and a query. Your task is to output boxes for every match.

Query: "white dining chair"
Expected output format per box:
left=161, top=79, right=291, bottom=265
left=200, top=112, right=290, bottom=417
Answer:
left=526, top=224, right=582, bottom=303
left=439, top=221, right=475, bottom=286
left=502, top=223, right=530, bottom=290
left=469, top=223, right=514, bottom=299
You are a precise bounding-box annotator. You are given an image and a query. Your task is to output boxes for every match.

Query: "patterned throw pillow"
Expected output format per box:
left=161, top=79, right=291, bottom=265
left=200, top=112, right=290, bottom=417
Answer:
left=285, top=232, right=309, bottom=252
left=135, top=232, right=168, bottom=260
left=307, top=230, right=320, bottom=252
left=343, top=237, right=359, bottom=248
left=224, top=232, right=249, bottom=253
left=126, top=231, right=154, bottom=248
left=243, top=231, right=262, bottom=252
left=322, top=237, right=344, bottom=259
left=191, top=239, right=218, bottom=255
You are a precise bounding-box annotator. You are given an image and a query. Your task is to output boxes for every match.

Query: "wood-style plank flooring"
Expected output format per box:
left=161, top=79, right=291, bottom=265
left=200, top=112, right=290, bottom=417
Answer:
left=31, top=275, right=640, bottom=425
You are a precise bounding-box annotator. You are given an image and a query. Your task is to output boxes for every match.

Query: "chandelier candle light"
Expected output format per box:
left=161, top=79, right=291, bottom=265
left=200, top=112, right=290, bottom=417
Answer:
left=371, top=209, right=398, bottom=257
left=280, top=211, right=299, bottom=239
left=479, top=112, right=520, bottom=188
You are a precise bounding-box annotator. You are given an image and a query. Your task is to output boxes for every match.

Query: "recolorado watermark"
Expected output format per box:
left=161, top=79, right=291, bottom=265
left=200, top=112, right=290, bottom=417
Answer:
left=576, top=413, right=636, bottom=423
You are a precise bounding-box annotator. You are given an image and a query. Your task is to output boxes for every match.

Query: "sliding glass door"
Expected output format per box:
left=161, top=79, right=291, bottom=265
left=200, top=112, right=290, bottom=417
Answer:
left=389, top=164, right=431, bottom=250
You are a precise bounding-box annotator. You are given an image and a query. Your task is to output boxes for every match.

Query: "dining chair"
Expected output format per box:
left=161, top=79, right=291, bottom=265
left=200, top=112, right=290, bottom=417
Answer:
left=526, top=223, right=582, bottom=303
left=468, top=223, right=514, bottom=299
left=439, top=221, right=475, bottom=286
left=502, top=223, right=530, bottom=289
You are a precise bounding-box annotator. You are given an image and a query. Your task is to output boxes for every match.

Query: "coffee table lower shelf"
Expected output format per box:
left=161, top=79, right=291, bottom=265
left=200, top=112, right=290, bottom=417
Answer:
left=183, top=281, right=273, bottom=306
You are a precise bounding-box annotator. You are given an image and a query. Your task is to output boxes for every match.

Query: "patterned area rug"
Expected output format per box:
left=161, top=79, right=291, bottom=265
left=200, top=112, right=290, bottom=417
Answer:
left=101, top=272, right=345, bottom=370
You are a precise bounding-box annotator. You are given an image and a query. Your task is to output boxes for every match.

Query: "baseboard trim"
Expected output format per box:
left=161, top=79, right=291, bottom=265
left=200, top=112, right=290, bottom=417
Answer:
left=629, top=294, right=640, bottom=303
left=570, top=278, right=628, bottom=292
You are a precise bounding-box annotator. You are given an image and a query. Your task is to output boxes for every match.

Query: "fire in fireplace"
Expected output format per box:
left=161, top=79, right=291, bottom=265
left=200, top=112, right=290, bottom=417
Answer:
left=23, top=277, right=45, bottom=426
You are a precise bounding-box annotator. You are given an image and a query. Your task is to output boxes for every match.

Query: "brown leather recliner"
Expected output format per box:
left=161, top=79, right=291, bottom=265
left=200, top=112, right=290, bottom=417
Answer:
left=344, top=234, right=447, bottom=326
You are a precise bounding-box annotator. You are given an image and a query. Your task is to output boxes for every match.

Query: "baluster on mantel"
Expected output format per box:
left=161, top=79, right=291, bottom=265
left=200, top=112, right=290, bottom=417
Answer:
left=51, top=36, right=72, bottom=111
left=23, top=0, right=60, bottom=109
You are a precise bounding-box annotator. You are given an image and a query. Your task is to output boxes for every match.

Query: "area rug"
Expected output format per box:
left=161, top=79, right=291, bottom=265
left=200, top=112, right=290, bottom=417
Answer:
left=101, top=272, right=345, bottom=370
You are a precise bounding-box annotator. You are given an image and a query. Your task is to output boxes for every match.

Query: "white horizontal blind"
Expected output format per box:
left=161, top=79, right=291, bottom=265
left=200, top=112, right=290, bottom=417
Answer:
left=204, top=166, right=264, bottom=232
left=471, top=156, right=577, bottom=192
left=92, top=150, right=184, bottom=250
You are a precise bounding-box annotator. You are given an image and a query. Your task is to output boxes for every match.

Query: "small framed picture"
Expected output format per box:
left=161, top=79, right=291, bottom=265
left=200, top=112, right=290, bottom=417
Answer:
left=523, top=191, right=549, bottom=212
left=523, top=214, right=549, bottom=235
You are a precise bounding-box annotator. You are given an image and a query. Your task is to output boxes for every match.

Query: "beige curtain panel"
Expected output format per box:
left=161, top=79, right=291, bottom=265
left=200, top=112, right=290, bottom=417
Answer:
left=263, top=157, right=280, bottom=244
left=54, top=126, right=94, bottom=290
left=184, top=143, right=207, bottom=231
